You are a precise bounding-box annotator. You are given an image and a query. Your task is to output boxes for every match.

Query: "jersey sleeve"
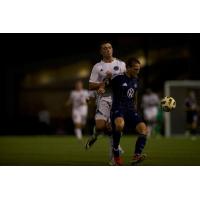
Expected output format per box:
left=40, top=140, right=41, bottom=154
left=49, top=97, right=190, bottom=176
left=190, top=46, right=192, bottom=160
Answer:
left=89, top=64, right=100, bottom=83
left=88, top=91, right=96, bottom=98
left=120, top=61, right=126, bottom=73
left=84, top=90, right=90, bottom=99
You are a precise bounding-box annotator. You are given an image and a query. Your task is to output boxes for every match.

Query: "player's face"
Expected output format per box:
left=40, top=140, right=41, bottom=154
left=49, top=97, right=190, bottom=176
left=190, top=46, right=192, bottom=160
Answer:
left=129, top=63, right=141, bottom=77
left=100, top=43, right=113, bottom=58
left=75, top=81, right=83, bottom=90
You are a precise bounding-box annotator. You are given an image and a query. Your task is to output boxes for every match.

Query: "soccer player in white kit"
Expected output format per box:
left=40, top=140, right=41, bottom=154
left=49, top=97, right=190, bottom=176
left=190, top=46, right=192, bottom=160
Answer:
left=141, top=89, right=160, bottom=135
left=85, top=41, right=126, bottom=163
left=66, top=80, right=89, bottom=140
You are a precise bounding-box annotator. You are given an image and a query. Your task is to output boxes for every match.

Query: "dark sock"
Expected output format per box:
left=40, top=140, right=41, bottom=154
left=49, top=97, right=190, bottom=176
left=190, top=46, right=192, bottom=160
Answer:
left=113, top=148, right=120, bottom=157
left=104, top=129, right=112, bottom=137
left=112, top=129, right=122, bottom=157
left=93, top=127, right=104, bottom=138
left=134, top=134, right=147, bottom=155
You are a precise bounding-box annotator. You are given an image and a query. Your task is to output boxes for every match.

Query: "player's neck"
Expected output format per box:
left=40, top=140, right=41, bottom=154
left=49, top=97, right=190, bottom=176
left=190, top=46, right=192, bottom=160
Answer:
left=125, top=72, right=131, bottom=78
left=76, top=89, right=82, bottom=92
left=125, top=72, right=137, bottom=78
left=102, top=57, right=114, bottom=63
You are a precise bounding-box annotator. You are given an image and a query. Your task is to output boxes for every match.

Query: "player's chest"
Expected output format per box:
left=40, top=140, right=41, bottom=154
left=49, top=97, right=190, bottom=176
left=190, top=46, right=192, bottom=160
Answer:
left=120, top=80, right=138, bottom=98
left=98, top=64, right=121, bottom=77
left=72, top=92, right=85, bottom=100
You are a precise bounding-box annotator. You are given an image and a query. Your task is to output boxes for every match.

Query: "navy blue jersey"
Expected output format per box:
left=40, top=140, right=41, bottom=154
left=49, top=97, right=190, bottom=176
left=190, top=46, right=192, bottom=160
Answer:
left=111, top=74, right=139, bottom=111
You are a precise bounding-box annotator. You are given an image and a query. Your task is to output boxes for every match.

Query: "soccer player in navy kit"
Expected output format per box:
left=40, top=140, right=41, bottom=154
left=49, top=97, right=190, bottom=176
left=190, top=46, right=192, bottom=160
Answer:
left=111, top=57, right=148, bottom=165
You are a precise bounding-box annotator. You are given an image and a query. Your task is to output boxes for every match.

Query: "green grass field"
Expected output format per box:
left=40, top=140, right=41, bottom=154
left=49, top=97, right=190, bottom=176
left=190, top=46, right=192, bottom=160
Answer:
left=0, top=135, right=200, bottom=166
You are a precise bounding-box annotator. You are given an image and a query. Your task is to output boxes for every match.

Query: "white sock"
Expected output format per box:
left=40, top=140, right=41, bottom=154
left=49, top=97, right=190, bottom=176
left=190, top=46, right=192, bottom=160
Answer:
left=118, top=145, right=124, bottom=154
left=75, top=128, right=82, bottom=140
left=108, top=134, right=124, bottom=161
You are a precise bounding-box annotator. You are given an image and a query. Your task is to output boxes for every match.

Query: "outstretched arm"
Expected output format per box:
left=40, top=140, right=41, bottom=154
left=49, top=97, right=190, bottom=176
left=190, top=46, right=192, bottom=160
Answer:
left=89, top=82, right=105, bottom=90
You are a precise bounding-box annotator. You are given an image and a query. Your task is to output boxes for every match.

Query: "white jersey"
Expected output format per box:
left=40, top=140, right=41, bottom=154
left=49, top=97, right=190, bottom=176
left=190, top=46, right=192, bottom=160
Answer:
left=89, top=58, right=126, bottom=102
left=69, top=89, right=89, bottom=110
left=142, top=93, right=160, bottom=109
left=142, top=93, right=160, bottom=121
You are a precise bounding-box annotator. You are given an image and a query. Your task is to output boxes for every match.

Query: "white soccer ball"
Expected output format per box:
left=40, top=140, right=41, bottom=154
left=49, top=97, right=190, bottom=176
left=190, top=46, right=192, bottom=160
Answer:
left=160, top=96, right=176, bottom=112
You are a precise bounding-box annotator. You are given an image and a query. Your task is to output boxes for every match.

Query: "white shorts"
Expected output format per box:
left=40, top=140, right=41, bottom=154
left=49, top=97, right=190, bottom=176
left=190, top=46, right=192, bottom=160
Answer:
left=143, top=107, right=158, bottom=122
left=72, top=106, right=88, bottom=125
left=95, top=98, right=112, bottom=122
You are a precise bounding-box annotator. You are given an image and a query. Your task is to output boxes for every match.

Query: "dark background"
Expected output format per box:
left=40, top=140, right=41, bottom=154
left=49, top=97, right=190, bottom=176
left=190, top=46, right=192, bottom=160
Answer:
left=0, top=34, right=199, bottom=135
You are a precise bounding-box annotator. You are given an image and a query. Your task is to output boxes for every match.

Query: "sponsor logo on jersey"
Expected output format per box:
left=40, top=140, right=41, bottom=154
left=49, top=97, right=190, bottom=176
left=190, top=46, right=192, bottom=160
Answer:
left=127, top=88, right=135, bottom=98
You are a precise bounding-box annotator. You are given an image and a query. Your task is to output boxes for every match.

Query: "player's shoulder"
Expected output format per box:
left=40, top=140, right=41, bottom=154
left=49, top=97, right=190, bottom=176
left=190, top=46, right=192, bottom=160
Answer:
left=70, top=90, right=76, bottom=96
left=115, top=58, right=125, bottom=65
left=112, top=74, right=124, bottom=82
left=92, top=61, right=103, bottom=69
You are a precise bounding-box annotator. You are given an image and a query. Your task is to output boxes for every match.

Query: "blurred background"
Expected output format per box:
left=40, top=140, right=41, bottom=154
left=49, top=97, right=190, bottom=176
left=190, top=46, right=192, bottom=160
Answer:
left=1, top=34, right=199, bottom=135
left=1, top=34, right=200, bottom=165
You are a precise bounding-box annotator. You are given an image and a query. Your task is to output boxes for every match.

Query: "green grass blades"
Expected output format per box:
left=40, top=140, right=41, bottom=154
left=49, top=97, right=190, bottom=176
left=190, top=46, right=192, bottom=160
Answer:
left=0, top=135, right=200, bottom=166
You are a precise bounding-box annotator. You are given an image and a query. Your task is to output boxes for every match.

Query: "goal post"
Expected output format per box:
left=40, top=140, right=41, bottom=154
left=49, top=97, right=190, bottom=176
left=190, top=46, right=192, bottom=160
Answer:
left=164, top=80, right=200, bottom=137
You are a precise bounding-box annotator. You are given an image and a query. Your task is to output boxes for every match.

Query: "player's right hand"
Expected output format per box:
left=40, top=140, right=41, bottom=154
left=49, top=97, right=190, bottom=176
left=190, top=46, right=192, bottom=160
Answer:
left=97, top=87, right=105, bottom=95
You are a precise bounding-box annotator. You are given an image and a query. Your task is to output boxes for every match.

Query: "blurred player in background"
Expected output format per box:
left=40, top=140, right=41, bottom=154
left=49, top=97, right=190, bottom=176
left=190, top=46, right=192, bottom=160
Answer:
left=141, top=88, right=160, bottom=136
left=66, top=80, right=89, bottom=140
left=111, top=57, right=148, bottom=165
left=85, top=41, right=126, bottom=163
left=185, top=90, right=199, bottom=138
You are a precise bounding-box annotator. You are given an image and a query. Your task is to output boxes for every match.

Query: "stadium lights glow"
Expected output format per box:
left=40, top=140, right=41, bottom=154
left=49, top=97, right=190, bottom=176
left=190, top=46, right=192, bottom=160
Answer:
left=39, top=73, right=53, bottom=85
left=77, top=68, right=90, bottom=78
left=138, top=56, right=146, bottom=67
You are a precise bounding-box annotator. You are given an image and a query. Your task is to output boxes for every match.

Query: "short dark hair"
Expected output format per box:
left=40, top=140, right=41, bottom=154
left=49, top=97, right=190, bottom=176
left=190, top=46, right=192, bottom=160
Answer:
left=99, top=40, right=112, bottom=49
left=126, top=57, right=140, bottom=68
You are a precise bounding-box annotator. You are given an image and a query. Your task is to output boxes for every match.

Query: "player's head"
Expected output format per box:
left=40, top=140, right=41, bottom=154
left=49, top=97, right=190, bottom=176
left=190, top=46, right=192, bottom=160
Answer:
left=126, top=57, right=141, bottom=77
left=75, top=80, right=83, bottom=91
left=100, top=41, right=113, bottom=60
left=188, top=90, right=196, bottom=99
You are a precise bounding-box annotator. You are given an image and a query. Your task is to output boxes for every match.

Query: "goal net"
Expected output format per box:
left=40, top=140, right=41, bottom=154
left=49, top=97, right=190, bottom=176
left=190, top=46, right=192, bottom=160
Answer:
left=164, top=80, right=200, bottom=137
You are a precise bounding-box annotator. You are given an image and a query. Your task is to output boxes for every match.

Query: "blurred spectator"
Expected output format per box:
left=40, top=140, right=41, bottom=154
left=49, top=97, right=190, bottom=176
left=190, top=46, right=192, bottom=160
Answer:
left=38, top=110, right=50, bottom=125
left=65, top=80, right=89, bottom=140
left=185, top=90, right=199, bottom=138
left=141, top=88, right=160, bottom=136
left=38, top=106, right=52, bottom=134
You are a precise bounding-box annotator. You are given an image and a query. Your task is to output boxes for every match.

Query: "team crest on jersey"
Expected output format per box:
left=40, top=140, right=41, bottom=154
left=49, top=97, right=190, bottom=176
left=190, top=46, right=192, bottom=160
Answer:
left=127, top=88, right=135, bottom=98
left=114, top=66, right=119, bottom=71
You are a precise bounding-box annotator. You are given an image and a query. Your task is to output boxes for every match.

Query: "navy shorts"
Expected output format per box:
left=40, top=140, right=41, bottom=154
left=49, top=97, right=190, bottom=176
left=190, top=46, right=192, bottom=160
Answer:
left=186, top=111, right=198, bottom=123
left=111, top=108, right=143, bottom=131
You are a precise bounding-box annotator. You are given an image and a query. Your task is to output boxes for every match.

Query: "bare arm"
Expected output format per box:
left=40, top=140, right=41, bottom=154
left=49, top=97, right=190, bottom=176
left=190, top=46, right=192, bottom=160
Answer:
left=89, top=82, right=105, bottom=90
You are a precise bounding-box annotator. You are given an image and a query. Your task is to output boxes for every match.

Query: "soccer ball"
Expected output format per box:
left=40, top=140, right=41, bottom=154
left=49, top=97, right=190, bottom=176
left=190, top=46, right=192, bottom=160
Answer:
left=160, top=96, right=176, bottom=112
